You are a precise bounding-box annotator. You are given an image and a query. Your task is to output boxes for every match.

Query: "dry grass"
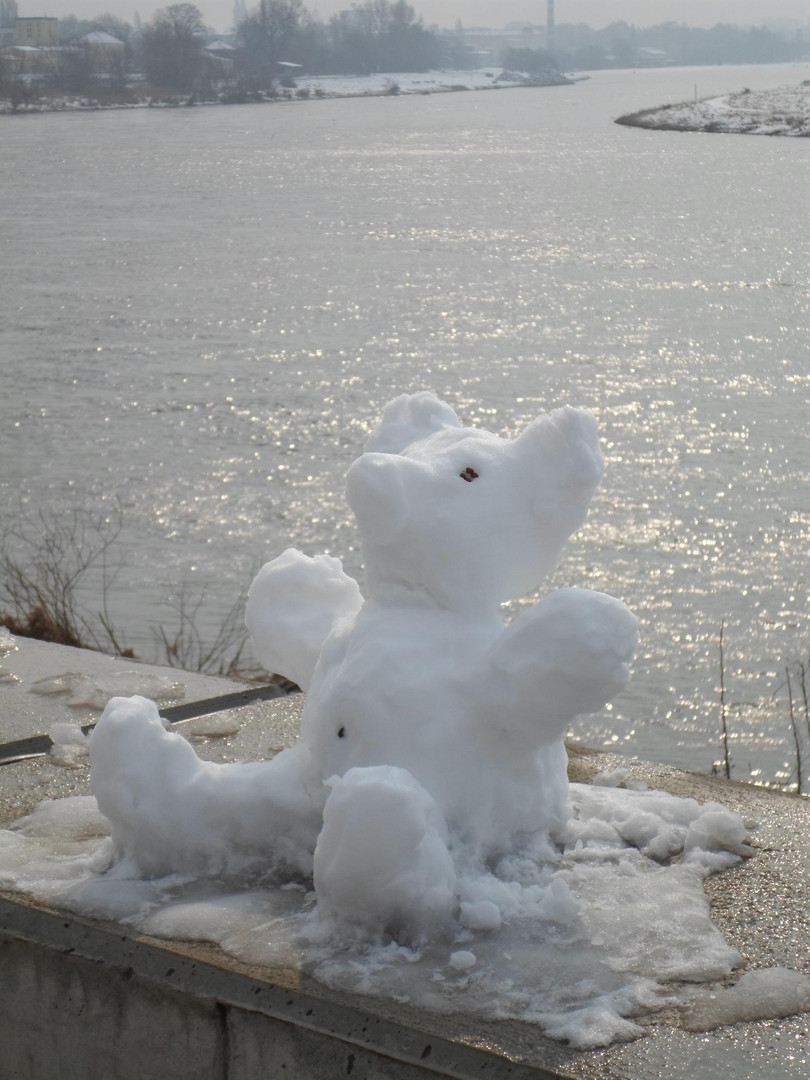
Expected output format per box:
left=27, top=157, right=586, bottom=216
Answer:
left=1, top=506, right=255, bottom=677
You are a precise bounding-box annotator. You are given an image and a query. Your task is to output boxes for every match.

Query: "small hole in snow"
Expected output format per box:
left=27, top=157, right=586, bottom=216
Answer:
left=338, top=727, right=346, bottom=738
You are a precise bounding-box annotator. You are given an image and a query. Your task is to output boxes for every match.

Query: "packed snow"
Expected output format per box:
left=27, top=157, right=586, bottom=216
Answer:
left=0, top=393, right=791, bottom=1047
left=616, top=82, right=810, bottom=137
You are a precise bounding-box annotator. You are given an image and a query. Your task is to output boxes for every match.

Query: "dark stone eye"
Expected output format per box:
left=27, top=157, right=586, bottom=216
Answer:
left=460, top=467, right=479, bottom=482
left=337, top=727, right=346, bottom=738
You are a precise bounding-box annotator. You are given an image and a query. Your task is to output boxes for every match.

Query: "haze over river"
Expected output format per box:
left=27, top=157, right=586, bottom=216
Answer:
left=2, top=62, right=809, bottom=786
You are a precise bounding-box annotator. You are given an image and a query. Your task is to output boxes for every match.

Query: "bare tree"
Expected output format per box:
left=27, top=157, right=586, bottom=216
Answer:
left=55, top=43, right=97, bottom=94
left=327, top=0, right=438, bottom=75
left=0, top=505, right=254, bottom=674
left=236, top=0, right=302, bottom=90
left=154, top=584, right=251, bottom=678
left=141, top=2, right=205, bottom=92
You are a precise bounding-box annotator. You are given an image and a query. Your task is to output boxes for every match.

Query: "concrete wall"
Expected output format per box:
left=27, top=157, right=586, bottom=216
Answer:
left=1, top=936, right=225, bottom=1080
left=0, top=896, right=552, bottom=1080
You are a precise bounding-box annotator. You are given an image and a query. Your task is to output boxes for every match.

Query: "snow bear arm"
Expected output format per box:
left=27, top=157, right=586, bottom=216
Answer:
left=484, top=588, right=638, bottom=747
left=246, top=549, right=364, bottom=691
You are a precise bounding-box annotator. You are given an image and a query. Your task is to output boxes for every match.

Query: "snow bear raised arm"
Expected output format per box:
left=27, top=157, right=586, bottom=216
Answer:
left=484, top=587, right=639, bottom=748
left=246, top=548, right=363, bottom=690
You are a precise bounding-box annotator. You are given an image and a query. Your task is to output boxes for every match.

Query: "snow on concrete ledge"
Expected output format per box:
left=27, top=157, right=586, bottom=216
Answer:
left=616, top=82, right=810, bottom=137
left=3, top=638, right=810, bottom=1077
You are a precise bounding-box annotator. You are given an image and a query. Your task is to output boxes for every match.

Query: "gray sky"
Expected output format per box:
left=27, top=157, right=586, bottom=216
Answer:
left=37, top=0, right=810, bottom=35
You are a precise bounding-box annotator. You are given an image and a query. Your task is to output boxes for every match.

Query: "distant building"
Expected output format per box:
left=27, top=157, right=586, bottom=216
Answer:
left=204, top=39, right=235, bottom=59
left=78, top=29, right=125, bottom=58
left=14, top=16, right=58, bottom=46
left=204, top=39, right=235, bottom=74
left=0, top=14, right=59, bottom=79
left=0, top=0, right=18, bottom=31
left=636, top=47, right=669, bottom=66
left=447, top=23, right=551, bottom=64
left=1, top=40, right=56, bottom=81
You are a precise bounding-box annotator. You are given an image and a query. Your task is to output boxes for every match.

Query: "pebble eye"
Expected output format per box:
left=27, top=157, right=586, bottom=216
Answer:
left=460, top=467, right=479, bottom=482
left=337, top=727, right=346, bottom=738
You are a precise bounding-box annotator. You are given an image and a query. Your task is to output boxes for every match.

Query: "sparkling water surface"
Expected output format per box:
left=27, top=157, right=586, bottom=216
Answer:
left=2, top=62, right=809, bottom=785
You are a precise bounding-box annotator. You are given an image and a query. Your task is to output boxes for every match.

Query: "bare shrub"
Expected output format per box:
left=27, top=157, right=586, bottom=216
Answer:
left=0, top=505, right=128, bottom=654
left=1, top=506, right=255, bottom=677
left=154, top=584, right=252, bottom=679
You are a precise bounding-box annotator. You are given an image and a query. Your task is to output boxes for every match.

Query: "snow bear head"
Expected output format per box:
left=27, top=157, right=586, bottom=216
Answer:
left=346, top=392, right=604, bottom=611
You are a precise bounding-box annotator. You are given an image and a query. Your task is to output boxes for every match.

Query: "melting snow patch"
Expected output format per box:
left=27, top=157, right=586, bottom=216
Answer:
left=0, top=626, right=18, bottom=657
left=31, top=669, right=185, bottom=710
left=0, top=626, right=19, bottom=683
left=0, top=777, right=751, bottom=1048
left=683, top=968, right=810, bottom=1031
left=48, top=722, right=90, bottom=768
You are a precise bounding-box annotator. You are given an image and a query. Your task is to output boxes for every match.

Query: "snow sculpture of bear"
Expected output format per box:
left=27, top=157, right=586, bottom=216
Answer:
left=91, top=392, right=637, bottom=939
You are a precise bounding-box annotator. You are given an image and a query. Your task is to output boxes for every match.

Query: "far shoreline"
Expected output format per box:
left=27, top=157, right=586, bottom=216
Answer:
left=0, top=67, right=574, bottom=118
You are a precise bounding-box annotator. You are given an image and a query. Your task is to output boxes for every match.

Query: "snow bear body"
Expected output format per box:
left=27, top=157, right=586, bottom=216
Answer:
left=92, top=393, right=637, bottom=932
left=249, top=392, right=637, bottom=856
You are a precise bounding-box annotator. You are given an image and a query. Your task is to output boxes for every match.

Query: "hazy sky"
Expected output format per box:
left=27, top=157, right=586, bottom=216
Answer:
left=35, top=0, right=810, bottom=35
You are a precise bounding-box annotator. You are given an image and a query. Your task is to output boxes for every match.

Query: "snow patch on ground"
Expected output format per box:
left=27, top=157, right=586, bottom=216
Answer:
left=616, top=82, right=810, bottom=136
left=30, top=668, right=185, bottom=710
left=683, top=969, right=810, bottom=1031
left=294, top=68, right=570, bottom=97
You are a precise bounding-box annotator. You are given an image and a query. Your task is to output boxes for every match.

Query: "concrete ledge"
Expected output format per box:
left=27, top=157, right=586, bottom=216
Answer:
left=0, top=893, right=555, bottom=1080
left=4, top=638, right=810, bottom=1079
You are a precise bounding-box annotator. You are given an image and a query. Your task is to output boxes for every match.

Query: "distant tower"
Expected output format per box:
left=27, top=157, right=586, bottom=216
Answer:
left=0, top=0, right=18, bottom=28
left=546, top=0, right=555, bottom=57
left=233, top=0, right=247, bottom=30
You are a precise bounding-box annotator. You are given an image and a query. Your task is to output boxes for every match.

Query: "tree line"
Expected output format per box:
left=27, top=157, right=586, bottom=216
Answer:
left=541, top=19, right=805, bottom=70
left=22, top=0, right=444, bottom=98
left=3, top=5, right=804, bottom=104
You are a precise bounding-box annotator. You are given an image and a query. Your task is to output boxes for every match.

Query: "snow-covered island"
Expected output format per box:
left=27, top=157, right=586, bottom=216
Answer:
left=616, top=81, right=810, bottom=137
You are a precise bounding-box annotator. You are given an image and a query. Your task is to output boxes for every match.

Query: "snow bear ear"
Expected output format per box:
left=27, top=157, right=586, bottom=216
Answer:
left=346, top=453, right=413, bottom=545
left=515, top=406, right=604, bottom=531
left=365, top=392, right=460, bottom=455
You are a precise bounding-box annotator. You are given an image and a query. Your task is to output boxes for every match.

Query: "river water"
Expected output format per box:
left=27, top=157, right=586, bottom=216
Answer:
left=2, top=62, right=809, bottom=786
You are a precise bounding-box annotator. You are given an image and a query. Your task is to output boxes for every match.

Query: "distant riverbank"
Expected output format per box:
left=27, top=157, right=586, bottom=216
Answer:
left=616, top=81, right=810, bottom=136
left=0, top=67, right=572, bottom=116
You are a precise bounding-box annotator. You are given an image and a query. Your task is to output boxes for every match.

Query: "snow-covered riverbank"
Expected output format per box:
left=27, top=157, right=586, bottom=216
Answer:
left=616, top=81, right=810, bottom=136
left=0, top=67, right=571, bottom=116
